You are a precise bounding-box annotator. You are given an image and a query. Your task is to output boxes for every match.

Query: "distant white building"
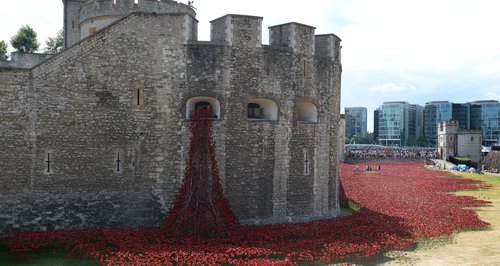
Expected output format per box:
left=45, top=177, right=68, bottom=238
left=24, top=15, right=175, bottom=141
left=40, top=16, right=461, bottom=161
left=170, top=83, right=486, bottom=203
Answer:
left=438, top=120, right=482, bottom=162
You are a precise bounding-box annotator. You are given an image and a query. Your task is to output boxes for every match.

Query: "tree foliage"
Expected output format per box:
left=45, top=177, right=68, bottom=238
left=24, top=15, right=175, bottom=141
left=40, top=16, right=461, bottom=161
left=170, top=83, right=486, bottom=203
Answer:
left=10, top=25, right=39, bottom=53
left=44, top=29, right=64, bottom=54
left=0, top=40, right=7, bottom=55
left=407, top=135, right=427, bottom=147
left=347, top=134, right=371, bottom=144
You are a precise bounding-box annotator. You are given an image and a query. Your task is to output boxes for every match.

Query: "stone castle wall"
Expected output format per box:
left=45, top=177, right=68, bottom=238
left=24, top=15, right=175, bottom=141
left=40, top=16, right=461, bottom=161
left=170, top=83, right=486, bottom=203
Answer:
left=0, top=11, right=341, bottom=232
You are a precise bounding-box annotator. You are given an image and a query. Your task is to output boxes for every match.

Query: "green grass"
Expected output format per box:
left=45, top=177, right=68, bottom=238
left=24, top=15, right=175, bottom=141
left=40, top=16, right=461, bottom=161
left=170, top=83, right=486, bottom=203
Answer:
left=412, top=171, right=499, bottom=251
left=0, top=242, right=97, bottom=266
left=451, top=171, right=500, bottom=201
left=340, top=200, right=362, bottom=216
left=452, top=171, right=500, bottom=186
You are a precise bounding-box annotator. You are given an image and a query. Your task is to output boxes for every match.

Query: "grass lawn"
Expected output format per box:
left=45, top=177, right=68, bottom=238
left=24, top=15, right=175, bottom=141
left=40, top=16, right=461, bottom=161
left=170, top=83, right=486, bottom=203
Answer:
left=382, top=170, right=500, bottom=265
left=0, top=242, right=97, bottom=266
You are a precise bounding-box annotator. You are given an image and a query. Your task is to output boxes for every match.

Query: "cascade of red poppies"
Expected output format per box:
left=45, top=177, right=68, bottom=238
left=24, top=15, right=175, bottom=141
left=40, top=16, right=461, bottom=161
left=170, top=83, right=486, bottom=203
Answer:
left=164, top=108, right=238, bottom=237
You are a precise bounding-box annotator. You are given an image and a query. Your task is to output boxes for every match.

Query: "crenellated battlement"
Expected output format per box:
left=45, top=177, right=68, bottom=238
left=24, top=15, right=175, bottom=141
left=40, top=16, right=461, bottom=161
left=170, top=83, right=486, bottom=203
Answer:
left=210, top=15, right=263, bottom=48
left=63, top=1, right=341, bottom=60
left=79, top=0, right=195, bottom=24
left=269, top=22, right=315, bottom=55
left=209, top=14, right=341, bottom=60
left=315, top=34, right=341, bottom=62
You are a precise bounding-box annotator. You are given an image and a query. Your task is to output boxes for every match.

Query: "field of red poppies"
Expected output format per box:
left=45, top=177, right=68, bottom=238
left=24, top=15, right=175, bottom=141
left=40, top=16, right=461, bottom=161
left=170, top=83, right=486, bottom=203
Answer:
left=2, top=162, right=491, bottom=265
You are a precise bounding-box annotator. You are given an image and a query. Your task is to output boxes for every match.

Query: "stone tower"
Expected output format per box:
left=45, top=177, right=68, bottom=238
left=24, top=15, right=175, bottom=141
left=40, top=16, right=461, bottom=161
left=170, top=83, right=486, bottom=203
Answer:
left=438, top=120, right=482, bottom=162
left=63, top=0, right=196, bottom=47
left=0, top=1, right=342, bottom=232
left=62, top=0, right=86, bottom=48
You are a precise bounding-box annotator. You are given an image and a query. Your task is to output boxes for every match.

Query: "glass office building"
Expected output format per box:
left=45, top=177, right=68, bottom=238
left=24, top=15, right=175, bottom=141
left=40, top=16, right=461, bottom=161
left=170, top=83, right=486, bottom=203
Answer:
left=372, top=99, right=498, bottom=147
left=452, top=102, right=471, bottom=129
left=470, top=100, right=500, bottom=146
left=345, top=107, right=367, bottom=139
left=424, top=101, right=471, bottom=147
left=377, top=102, right=418, bottom=146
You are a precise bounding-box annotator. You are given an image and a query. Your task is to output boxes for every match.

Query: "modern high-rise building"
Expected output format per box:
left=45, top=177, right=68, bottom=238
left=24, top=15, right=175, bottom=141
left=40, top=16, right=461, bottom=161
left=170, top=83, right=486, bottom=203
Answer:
left=415, top=104, right=425, bottom=140
left=377, top=102, right=419, bottom=146
left=424, top=101, right=471, bottom=147
left=367, top=99, right=498, bottom=148
left=373, top=109, right=380, bottom=141
left=424, top=100, right=498, bottom=147
left=452, top=102, right=471, bottom=129
left=424, top=101, right=453, bottom=146
left=345, top=107, right=367, bottom=139
left=470, top=100, right=500, bottom=146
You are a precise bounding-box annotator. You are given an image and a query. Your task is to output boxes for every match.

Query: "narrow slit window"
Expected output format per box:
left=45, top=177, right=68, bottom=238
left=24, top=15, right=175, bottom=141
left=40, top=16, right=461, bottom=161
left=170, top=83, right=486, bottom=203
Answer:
left=135, top=88, right=144, bottom=106
left=303, top=151, right=310, bottom=176
left=116, top=152, right=122, bottom=172
left=303, top=60, right=307, bottom=77
left=45, top=152, right=52, bottom=174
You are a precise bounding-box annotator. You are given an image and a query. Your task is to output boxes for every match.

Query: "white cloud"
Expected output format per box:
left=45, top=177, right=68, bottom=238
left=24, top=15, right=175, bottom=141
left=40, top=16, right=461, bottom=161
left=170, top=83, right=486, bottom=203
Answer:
left=485, top=91, right=499, bottom=99
left=368, top=82, right=416, bottom=93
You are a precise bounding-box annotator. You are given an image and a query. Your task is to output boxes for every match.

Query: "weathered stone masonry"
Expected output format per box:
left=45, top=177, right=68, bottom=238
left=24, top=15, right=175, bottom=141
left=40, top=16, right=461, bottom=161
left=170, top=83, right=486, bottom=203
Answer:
left=0, top=0, right=342, bottom=232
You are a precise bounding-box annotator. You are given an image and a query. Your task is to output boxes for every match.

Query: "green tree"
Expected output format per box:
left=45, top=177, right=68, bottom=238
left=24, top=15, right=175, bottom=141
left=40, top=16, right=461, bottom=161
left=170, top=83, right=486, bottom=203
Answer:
left=350, top=134, right=370, bottom=144
left=0, top=40, right=7, bottom=55
left=407, top=136, right=427, bottom=147
left=10, top=25, right=39, bottom=53
left=44, top=29, right=64, bottom=54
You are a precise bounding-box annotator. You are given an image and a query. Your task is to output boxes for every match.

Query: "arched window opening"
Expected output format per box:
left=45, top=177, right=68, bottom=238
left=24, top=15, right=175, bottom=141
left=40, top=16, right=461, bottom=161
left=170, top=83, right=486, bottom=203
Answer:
left=247, top=103, right=263, bottom=118
left=297, top=102, right=318, bottom=123
left=186, top=97, right=221, bottom=119
left=247, top=99, right=278, bottom=121
left=195, top=101, right=211, bottom=110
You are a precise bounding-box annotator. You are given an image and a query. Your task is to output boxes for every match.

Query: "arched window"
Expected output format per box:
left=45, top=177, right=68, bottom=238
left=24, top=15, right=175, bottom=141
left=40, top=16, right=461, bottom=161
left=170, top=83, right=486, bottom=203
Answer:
left=247, top=103, right=263, bottom=118
left=186, top=97, right=221, bottom=119
left=195, top=101, right=211, bottom=110
left=297, top=102, right=318, bottom=123
left=247, top=99, right=278, bottom=121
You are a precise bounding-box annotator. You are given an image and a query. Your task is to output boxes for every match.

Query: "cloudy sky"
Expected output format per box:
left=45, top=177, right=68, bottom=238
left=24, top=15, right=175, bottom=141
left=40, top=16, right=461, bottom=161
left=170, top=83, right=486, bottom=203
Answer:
left=1, top=0, right=499, bottom=131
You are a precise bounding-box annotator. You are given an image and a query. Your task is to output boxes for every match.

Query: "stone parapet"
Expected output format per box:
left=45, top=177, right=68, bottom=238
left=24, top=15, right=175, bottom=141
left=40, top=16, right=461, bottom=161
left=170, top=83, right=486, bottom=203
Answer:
left=0, top=52, right=52, bottom=69
left=210, top=14, right=263, bottom=48
left=79, top=0, right=195, bottom=24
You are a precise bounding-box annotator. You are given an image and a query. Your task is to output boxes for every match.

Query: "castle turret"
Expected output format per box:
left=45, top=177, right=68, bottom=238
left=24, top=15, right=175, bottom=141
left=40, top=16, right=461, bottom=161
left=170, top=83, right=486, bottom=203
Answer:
left=63, top=0, right=86, bottom=48
left=63, top=0, right=197, bottom=47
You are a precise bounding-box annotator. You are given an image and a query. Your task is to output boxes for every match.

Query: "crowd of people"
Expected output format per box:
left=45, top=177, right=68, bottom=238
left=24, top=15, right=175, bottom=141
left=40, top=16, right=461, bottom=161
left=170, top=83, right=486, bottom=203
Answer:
left=345, top=144, right=440, bottom=160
